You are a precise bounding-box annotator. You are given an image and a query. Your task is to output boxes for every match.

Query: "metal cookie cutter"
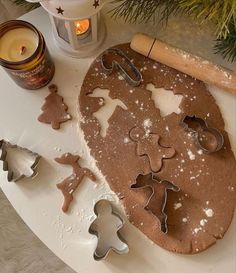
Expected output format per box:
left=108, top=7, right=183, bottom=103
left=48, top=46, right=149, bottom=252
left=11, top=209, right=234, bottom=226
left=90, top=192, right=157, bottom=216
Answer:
left=88, top=199, right=129, bottom=261
left=0, top=139, right=41, bottom=182
left=101, top=48, right=142, bottom=87
left=181, top=115, right=224, bottom=153
left=131, top=173, right=180, bottom=234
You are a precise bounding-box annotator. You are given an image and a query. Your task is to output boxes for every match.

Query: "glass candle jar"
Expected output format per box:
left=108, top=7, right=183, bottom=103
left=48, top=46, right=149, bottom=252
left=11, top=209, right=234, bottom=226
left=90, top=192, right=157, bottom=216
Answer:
left=0, top=20, right=55, bottom=90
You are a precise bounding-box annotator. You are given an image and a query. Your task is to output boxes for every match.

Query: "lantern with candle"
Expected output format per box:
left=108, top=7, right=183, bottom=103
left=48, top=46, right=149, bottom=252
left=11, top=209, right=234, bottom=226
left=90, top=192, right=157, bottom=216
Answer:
left=27, top=0, right=109, bottom=57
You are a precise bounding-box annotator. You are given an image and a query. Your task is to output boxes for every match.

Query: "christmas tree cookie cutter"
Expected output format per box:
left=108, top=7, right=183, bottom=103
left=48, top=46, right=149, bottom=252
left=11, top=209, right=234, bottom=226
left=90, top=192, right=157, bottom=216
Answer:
left=101, top=48, right=142, bottom=87
left=89, top=199, right=129, bottom=261
left=131, top=173, right=180, bottom=233
left=0, top=139, right=41, bottom=182
left=181, top=115, right=224, bottom=153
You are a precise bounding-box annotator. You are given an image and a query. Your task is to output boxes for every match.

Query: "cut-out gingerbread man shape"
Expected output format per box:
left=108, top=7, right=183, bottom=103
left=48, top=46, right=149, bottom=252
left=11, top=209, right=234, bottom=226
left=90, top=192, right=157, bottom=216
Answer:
left=38, top=84, right=72, bottom=130
left=55, top=153, right=96, bottom=213
left=89, top=199, right=129, bottom=260
left=131, top=173, right=180, bottom=233
left=129, top=127, right=175, bottom=172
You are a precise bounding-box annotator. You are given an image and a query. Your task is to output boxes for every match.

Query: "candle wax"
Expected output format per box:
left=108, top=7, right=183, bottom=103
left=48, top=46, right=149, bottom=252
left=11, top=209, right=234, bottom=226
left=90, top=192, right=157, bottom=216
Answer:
left=0, top=28, right=39, bottom=62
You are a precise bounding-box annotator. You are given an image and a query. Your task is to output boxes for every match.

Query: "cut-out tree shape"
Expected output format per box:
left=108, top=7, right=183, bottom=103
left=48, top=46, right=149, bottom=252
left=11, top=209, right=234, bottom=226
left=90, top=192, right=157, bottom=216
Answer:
left=38, top=84, right=72, bottom=130
left=88, top=88, right=127, bottom=137
left=55, top=153, right=96, bottom=213
left=89, top=199, right=129, bottom=260
left=129, top=127, right=175, bottom=172
left=146, top=83, right=183, bottom=117
left=131, top=173, right=180, bottom=233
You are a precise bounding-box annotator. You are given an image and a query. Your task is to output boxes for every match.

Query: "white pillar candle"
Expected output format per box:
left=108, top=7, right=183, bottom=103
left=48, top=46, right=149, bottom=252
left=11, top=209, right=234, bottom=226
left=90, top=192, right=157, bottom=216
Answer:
left=0, top=28, right=39, bottom=62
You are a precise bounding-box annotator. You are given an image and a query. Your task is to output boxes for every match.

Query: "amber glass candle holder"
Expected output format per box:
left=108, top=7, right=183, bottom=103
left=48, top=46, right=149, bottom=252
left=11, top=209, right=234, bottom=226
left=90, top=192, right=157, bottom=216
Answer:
left=0, top=20, right=55, bottom=90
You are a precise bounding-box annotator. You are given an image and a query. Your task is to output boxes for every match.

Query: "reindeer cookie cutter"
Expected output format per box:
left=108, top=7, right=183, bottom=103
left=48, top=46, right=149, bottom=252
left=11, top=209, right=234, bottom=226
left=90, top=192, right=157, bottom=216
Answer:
left=181, top=115, right=224, bottom=154
left=131, top=173, right=180, bottom=233
left=88, top=199, right=129, bottom=261
left=101, top=48, right=142, bottom=87
left=0, top=139, right=41, bottom=182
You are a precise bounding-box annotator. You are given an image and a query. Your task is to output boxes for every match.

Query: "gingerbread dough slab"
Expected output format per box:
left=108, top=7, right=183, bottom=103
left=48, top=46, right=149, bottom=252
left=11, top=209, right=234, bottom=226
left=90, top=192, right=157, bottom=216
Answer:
left=79, top=44, right=236, bottom=254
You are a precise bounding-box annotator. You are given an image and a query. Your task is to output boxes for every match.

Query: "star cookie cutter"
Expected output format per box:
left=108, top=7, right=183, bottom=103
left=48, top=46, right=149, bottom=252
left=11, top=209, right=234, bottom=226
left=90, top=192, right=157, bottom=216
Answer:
left=131, top=173, right=180, bottom=233
left=88, top=199, right=129, bottom=261
left=181, top=115, right=224, bottom=153
left=101, top=48, right=142, bottom=87
left=0, top=139, right=41, bottom=182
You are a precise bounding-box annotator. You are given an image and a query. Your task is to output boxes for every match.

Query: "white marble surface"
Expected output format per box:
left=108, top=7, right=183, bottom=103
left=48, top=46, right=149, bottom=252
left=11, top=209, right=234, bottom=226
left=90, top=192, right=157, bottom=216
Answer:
left=0, top=6, right=235, bottom=273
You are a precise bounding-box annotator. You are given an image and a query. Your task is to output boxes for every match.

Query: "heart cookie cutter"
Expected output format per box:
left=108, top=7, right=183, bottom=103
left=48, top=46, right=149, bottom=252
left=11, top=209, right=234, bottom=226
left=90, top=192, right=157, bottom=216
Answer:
left=0, top=139, right=41, bottom=182
left=131, top=173, right=180, bottom=233
left=88, top=199, right=129, bottom=261
left=181, top=115, right=224, bottom=154
left=101, top=48, right=142, bottom=87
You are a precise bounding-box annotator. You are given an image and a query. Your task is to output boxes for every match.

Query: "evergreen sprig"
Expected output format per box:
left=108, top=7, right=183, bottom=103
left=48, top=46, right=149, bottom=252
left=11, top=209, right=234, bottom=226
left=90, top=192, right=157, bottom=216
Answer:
left=178, top=0, right=236, bottom=39
left=214, top=19, right=236, bottom=62
left=113, top=0, right=236, bottom=62
left=111, top=0, right=177, bottom=23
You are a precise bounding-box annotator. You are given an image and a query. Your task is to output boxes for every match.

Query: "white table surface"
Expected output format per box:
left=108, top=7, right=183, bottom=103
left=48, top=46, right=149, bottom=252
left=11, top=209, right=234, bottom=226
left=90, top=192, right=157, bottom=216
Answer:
left=0, top=7, right=236, bottom=273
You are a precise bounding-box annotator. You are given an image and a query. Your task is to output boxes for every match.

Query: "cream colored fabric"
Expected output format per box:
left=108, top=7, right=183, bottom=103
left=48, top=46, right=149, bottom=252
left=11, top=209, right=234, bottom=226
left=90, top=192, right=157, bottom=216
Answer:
left=0, top=189, right=75, bottom=273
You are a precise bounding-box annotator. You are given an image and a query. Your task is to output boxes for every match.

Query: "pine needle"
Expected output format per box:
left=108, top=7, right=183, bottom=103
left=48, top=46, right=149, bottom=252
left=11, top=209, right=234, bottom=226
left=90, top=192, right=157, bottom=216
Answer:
left=112, top=0, right=236, bottom=62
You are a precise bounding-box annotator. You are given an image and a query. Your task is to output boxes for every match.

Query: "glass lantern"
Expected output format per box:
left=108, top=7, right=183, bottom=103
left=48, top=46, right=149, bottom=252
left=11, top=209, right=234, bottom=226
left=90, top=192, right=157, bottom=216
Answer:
left=26, top=0, right=109, bottom=57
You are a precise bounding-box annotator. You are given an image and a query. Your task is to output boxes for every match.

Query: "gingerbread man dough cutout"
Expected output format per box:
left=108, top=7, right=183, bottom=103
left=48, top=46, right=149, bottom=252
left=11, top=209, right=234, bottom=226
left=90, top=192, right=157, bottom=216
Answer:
left=55, top=153, right=96, bottom=213
left=131, top=173, right=180, bottom=233
left=129, top=127, right=175, bottom=172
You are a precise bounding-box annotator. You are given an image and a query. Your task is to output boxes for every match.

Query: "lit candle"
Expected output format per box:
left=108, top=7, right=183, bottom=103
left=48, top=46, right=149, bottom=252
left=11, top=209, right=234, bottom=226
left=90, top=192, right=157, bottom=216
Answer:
left=74, top=19, right=90, bottom=35
left=0, top=20, right=55, bottom=90
left=0, top=28, right=39, bottom=62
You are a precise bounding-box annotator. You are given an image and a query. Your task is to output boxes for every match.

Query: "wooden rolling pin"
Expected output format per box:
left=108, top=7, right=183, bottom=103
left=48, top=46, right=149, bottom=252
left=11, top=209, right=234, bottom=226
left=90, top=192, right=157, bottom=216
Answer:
left=130, top=33, right=236, bottom=95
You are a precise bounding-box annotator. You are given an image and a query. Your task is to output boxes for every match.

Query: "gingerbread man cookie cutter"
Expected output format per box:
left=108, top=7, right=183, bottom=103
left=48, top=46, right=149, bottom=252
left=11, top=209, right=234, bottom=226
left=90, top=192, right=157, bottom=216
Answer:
left=181, top=115, right=224, bottom=153
left=129, top=127, right=176, bottom=173
left=88, top=199, right=129, bottom=261
left=101, top=48, right=142, bottom=87
left=131, top=173, right=180, bottom=233
left=0, top=139, right=41, bottom=182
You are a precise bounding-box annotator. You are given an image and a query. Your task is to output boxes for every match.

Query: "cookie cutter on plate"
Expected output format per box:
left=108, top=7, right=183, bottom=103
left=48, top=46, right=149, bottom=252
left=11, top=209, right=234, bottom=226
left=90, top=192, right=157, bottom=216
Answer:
left=88, top=199, right=129, bottom=261
left=101, top=48, right=142, bottom=87
left=0, top=139, right=41, bottom=182
left=131, top=173, right=180, bottom=233
left=181, top=115, right=224, bottom=153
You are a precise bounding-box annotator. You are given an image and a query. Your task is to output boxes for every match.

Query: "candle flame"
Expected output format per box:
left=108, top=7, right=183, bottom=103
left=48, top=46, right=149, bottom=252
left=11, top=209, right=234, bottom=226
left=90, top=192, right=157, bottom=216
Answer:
left=74, top=19, right=90, bottom=35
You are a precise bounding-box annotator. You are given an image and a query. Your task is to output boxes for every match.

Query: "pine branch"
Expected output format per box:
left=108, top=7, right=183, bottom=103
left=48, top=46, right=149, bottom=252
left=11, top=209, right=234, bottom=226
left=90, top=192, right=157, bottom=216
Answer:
left=178, top=0, right=236, bottom=39
left=112, top=0, right=236, bottom=62
left=214, top=19, right=236, bottom=62
left=111, top=0, right=179, bottom=24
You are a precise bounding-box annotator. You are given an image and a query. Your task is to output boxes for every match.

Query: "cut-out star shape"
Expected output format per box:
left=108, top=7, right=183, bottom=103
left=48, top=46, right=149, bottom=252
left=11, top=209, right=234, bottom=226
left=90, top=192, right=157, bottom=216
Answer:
left=93, top=0, right=100, bottom=9
left=56, top=6, right=64, bottom=15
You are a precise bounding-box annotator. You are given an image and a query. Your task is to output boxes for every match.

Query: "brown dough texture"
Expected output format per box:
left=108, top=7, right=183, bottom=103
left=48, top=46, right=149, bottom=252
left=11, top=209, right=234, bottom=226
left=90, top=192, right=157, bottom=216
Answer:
left=55, top=153, right=96, bottom=213
left=79, top=44, right=236, bottom=254
left=38, top=84, right=72, bottom=130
